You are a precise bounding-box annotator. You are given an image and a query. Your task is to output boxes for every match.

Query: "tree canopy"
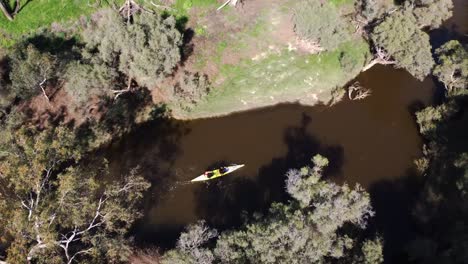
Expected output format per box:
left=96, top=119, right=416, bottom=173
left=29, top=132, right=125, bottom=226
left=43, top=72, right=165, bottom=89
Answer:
left=411, top=0, right=453, bottom=29
left=0, top=122, right=150, bottom=263
left=433, top=40, right=468, bottom=92
left=9, top=44, right=59, bottom=100
left=371, top=9, right=434, bottom=80
left=293, top=0, right=351, bottom=51
left=64, top=9, right=182, bottom=104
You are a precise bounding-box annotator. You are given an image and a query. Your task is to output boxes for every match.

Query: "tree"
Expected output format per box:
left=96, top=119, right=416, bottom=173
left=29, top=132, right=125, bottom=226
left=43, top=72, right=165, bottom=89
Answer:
left=293, top=0, right=351, bottom=51
left=371, top=9, right=434, bottom=80
left=358, top=238, right=384, bottom=264
left=173, top=71, right=211, bottom=112
left=408, top=84, right=468, bottom=263
left=9, top=44, right=58, bottom=100
left=162, top=221, right=218, bottom=264
left=355, top=0, right=394, bottom=22
left=64, top=62, right=118, bottom=104
left=74, top=8, right=182, bottom=101
left=0, top=125, right=150, bottom=263
left=433, top=40, right=468, bottom=92
left=411, top=0, right=453, bottom=29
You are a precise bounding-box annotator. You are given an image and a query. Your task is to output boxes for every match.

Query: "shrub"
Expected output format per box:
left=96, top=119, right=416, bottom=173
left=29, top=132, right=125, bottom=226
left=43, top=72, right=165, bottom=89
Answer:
left=433, top=40, right=468, bottom=91
left=173, top=71, right=210, bottom=111
left=411, top=0, right=453, bottom=29
left=64, top=61, right=118, bottom=104
left=356, top=0, right=394, bottom=21
left=9, top=44, right=58, bottom=99
left=83, top=9, right=182, bottom=89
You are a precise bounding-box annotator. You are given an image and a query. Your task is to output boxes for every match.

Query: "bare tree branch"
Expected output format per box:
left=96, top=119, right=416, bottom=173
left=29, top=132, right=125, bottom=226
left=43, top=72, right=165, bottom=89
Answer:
left=362, top=47, right=395, bottom=72
left=0, top=1, right=13, bottom=21
left=13, top=0, right=20, bottom=15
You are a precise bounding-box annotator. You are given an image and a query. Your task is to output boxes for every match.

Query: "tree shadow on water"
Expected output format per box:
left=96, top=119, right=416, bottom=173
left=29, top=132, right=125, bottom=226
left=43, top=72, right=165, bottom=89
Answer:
left=104, top=115, right=190, bottom=247
left=368, top=169, right=423, bottom=264
left=192, top=112, right=345, bottom=232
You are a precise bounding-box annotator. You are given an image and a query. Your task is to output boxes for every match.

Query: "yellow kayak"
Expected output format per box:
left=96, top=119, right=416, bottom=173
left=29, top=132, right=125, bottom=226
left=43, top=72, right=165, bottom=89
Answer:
left=191, top=164, right=245, bottom=182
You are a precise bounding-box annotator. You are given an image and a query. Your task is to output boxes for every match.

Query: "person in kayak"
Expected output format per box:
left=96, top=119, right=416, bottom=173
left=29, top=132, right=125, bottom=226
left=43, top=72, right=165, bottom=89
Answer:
left=204, top=171, right=215, bottom=178
left=220, top=166, right=228, bottom=174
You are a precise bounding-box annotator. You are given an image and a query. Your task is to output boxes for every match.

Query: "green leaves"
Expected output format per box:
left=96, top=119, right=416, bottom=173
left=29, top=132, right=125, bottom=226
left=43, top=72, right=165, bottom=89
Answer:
left=433, top=40, right=468, bottom=91
left=9, top=44, right=58, bottom=100
left=79, top=9, right=182, bottom=93
left=371, top=9, right=434, bottom=80
left=293, top=0, right=351, bottom=51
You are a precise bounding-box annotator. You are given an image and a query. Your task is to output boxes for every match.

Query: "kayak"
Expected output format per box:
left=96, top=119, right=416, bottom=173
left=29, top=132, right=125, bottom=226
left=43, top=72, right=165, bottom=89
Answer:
left=191, top=164, right=245, bottom=182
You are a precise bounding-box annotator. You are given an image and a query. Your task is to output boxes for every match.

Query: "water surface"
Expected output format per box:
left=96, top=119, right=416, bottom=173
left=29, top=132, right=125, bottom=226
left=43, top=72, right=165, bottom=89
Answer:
left=108, top=65, right=435, bottom=248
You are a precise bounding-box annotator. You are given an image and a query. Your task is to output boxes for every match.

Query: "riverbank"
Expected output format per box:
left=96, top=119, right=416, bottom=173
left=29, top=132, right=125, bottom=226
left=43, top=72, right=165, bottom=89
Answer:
left=168, top=0, right=370, bottom=119
left=0, top=0, right=370, bottom=122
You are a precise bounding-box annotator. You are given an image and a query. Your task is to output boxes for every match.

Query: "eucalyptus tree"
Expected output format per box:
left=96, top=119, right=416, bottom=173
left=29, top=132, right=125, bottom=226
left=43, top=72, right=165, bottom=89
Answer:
left=0, top=124, right=150, bottom=263
left=433, top=40, right=468, bottom=92
left=293, top=0, right=351, bottom=51
left=371, top=9, right=434, bottom=80
left=9, top=44, right=58, bottom=101
left=65, top=8, right=182, bottom=103
left=411, top=0, right=453, bottom=29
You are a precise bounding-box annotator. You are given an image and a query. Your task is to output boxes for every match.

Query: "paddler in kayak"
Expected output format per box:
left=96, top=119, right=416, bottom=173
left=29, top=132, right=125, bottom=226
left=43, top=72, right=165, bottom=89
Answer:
left=204, top=171, right=215, bottom=179
left=220, top=166, right=228, bottom=174
left=192, top=164, right=245, bottom=182
left=204, top=167, right=227, bottom=179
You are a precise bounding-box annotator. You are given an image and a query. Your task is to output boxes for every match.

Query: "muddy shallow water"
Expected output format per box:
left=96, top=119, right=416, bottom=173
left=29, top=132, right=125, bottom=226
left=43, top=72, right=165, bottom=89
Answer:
left=107, top=65, right=435, bottom=248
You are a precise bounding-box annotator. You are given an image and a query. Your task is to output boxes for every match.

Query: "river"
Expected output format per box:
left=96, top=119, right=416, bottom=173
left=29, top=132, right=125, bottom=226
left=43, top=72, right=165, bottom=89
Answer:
left=108, top=65, right=435, bottom=251
left=107, top=1, right=467, bottom=259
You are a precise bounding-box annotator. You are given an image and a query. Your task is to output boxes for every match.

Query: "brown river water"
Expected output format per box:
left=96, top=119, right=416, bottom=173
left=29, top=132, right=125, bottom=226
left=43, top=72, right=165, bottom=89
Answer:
left=108, top=65, right=435, bottom=250
left=106, top=2, right=467, bottom=258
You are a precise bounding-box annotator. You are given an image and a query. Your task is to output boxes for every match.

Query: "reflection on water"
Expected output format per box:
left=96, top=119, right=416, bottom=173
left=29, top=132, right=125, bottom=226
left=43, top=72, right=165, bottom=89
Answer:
left=107, top=65, right=435, bottom=248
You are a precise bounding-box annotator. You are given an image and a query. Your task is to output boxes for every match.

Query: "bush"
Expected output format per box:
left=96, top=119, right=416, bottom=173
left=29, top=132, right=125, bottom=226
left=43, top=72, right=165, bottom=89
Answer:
left=83, top=9, right=182, bottom=89
left=64, top=61, right=118, bottom=104
left=293, top=0, right=351, bottom=51
left=9, top=44, right=58, bottom=99
left=356, top=0, right=394, bottom=21
left=411, top=0, right=453, bottom=29
left=433, top=40, right=468, bottom=91
left=173, top=71, right=210, bottom=111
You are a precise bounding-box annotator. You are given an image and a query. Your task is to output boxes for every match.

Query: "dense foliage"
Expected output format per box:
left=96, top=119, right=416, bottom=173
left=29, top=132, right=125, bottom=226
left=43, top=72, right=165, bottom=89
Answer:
left=162, top=155, right=382, bottom=264
left=433, top=40, right=468, bottom=91
left=409, top=56, right=468, bottom=262
left=293, top=0, right=351, bottom=51
left=355, top=0, right=393, bottom=21
left=9, top=44, right=59, bottom=100
left=411, top=0, right=453, bottom=29
left=65, top=9, right=182, bottom=104
left=173, top=71, right=211, bottom=111
left=371, top=9, right=434, bottom=80
left=0, top=118, right=150, bottom=263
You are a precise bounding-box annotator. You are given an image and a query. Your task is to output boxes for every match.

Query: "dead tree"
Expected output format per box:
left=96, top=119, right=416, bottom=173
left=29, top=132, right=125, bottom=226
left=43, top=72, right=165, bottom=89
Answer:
left=348, top=82, right=371, bottom=100
left=362, top=46, right=395, bottom=72
left=112, top=76, right=134, bottom=99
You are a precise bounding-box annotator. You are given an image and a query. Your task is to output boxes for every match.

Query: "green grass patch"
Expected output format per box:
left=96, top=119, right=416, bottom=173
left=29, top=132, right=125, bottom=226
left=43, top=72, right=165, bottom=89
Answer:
left=183, top=39, right=370, bottom=118
left=0, top=0, right=113, bottom=47
left=173, top=0, right=218, bottom=15
left=328, top=0, right=356, bottom=7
